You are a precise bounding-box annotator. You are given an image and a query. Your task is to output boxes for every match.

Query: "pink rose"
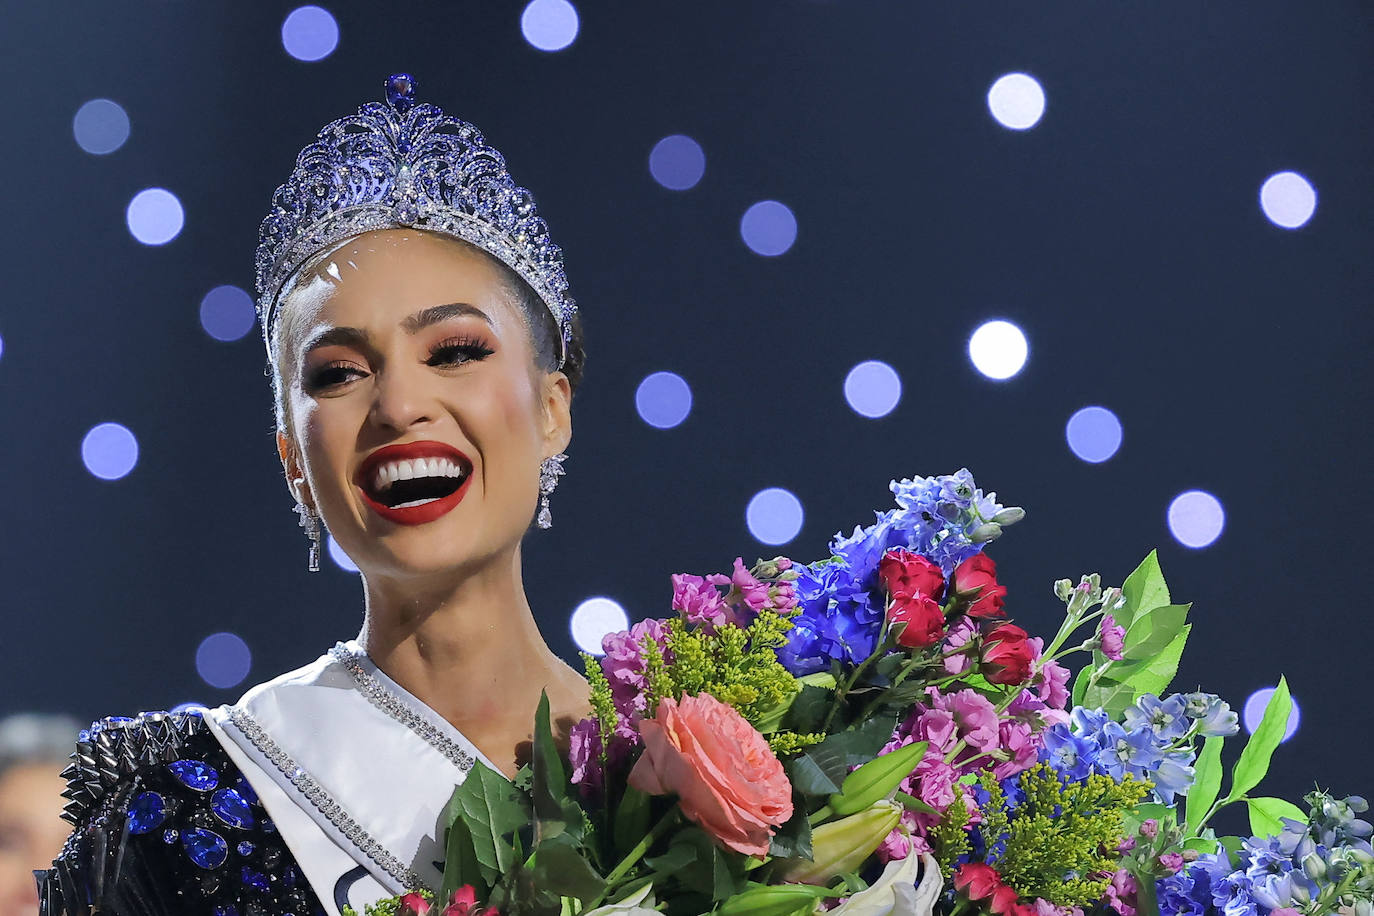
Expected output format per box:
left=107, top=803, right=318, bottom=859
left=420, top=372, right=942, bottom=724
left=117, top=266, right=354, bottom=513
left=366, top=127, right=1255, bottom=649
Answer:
left=628, top=693, right=793, bottom=856
left=398, top=893, right=432, bottom=916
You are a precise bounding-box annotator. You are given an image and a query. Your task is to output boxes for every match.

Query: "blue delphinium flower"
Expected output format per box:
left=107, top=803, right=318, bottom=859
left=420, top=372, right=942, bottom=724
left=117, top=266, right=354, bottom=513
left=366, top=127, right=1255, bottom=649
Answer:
left=1039, top=724, right=1100, bottom=782
left=1124, top=693, right=1191, bottom=741
left=1156, top=867, right=1211, bottom=916
left=1183, top=692, right=1242, bottom=737
left=778, top=559, right=882, bottom=674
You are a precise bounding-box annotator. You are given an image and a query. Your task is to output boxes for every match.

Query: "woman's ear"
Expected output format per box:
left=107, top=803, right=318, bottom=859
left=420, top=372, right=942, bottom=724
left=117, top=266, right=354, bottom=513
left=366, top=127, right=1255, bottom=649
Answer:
left=541, top=371, right=573, bottom=457
left=276, top=429, right=313, bottom=508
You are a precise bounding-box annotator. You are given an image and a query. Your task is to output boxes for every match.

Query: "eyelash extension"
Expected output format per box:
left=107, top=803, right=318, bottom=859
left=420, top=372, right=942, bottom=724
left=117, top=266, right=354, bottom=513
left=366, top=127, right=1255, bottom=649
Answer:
left=306, top=335, right=496, bottom=390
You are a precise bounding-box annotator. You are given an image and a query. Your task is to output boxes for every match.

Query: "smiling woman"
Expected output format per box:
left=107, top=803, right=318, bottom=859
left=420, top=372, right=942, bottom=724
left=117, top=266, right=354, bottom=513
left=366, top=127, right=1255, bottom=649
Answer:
left=39, top=75, right=594, bottom=916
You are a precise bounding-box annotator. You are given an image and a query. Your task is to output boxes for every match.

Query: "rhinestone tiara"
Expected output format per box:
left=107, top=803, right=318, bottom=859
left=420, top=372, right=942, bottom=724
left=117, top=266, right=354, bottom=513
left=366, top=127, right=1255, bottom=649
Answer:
left=254, top=73, right=575, bottom=367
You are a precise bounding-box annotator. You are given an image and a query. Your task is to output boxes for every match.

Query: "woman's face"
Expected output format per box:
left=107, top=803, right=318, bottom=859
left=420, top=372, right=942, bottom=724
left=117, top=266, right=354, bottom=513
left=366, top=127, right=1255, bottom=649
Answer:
left=274, top=229, right=571, bottom=583
left=0, top=763, right=68, bottom=915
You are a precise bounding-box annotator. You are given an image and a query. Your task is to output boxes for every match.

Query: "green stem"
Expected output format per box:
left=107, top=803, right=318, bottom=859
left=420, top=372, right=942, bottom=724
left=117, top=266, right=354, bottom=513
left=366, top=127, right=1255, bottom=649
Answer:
left=820, top=616, right=891, bottom=734
left=586, top=806, right=680, bottom=909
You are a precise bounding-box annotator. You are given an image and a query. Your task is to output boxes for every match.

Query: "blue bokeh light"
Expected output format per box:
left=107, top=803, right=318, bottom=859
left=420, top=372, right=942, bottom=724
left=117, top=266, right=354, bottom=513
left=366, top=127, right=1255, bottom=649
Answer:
left=746, top=487, right=804, bottom=546
left=81, top=422, right=139, bottom=481
left=73, top=99, right=130, bottom=155
left=521, top=0, right=579, bottom=52
left=1167, top=490, right=1225, bottom=549
left=570, top=597, right=628, bottom=655
left=987, top=72, right=1046, bottom=130
left=740, top=200, right=797, bottom=256
left=199, top=285, right=257, bottom=342
left=281, top=6, right=340, bottom=62
left=843, top=360, right=902, bottom=419
left=635, top=371, right=693, bottom=429
left=170, top=702, right=209, bottom=715
left=967, top=319, right=1029, bottom=380
left=1260, top=171, right=1317, bottom=230
left=649, top=135, right=706, bottom=191
left=1065, top=406, right=1123, bottom=463
left=126, top=188, right=184, bottom=246
left=328, top=534, right=360, bottom=573
left=1243, top=687, right=1301, bottom=742
left=195, top=632, right=253, bottom=690
left=0, top=331, right=5, bottom=363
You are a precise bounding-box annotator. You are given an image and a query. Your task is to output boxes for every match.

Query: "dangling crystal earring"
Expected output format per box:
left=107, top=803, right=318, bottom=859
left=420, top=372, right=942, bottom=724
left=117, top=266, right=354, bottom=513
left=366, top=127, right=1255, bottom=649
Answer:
left=293, top=499, right=322, bottom=572
left=537, top=453, right=567, bottom=529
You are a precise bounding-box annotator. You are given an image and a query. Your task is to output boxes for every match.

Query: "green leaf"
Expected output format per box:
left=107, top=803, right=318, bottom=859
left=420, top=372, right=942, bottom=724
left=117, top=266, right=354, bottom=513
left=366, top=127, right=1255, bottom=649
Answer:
left=789, top=716, right=898, bottom=795
left=1071, top=664, right=1093, bottom=708
left=648, top=828, right=746, bottom=902
left=1183, top=836, right=1221, bottom=855
left=1246, top=796, right=1307, bottom=839
left=1121, top=603, right=1191, bottom=661
left=1218, top=835, right=1246, bottom=860
left=531, top=692, right=573, bottom=840
left=1185, top=736, right=1225, bottom=837
left=1083, top=675, right=1138, bottom=719
left=529, top=834, right=606, bottom=903
left=443, top=761, right=528, bottom=888
left=1126, top=802, right=1172, bottom=833
left=786, top=754, right=842, bottom=797
left=1223, top=677, right=1292, bottom=805
left=613, top=787, right=651, bottom=858
left=1135, top=869, right=1161, bottom=916
left=781, top=684, right=834, bottom=735
left=1111, top=624, right=1191, bottom=700
left=1119, top=549, right=1170, bottom=631
left=439, top=813, right=486, bottom=902
left=767, top=801, right=814, bottom=860
left=829, top=740, right=927, bottom=816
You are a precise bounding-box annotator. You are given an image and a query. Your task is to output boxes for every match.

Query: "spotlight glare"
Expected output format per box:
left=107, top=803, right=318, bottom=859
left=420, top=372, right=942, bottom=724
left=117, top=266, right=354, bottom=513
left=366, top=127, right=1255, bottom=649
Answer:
left=73, top=99, right=130, bottom=155
left=1260, top=171, right=1317, bottom=229
left=195, top=632, right=253, bottom=690
left=1167, top=490, right=1225, bottom=549
left=740, top=200, right=797, bottom=256
left=649, top=135, right=706, bottom=191
left=1243, top=687, right=1301, bottom=742
left=967, top=320, right=1029, bottom=380
left=570, top=597, right=629, bottom=655
left=521, top=0, right=579, bottom=52
left=987, top=72, right=1046, bottom=130
left=635, top=371, right=693, bottom=429
left=843, top=360, right=902, bottom=419
left=81, top=422, right=139, bottom=480
left=328, top=535, right=360, bottom=573
left=746, top=487, right=804, bottom=546
left=199, top=285, right=256, bottom=342
left=126, top=188, right=184, bottom=246
left=1065, top=406, right=1123, bottom=463
left=281, top=5, right=340, bottom=62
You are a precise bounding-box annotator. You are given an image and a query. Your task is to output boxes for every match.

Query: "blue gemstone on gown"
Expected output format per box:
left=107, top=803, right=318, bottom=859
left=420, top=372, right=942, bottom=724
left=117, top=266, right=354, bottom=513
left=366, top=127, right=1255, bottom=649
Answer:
left=182, top=827, right=228, bottom=869
left=240, top=865, right=270, bottom=892
left=126, top=791, right=165, bottom=835
left=210, top=788, right=255, bottom=829
left=234, top=776, right=259, bottom=805
left=236, top=840, right=255, bottom=856
left=213, top=906, right=239, bottom=916
left=168, top=759, right=219, bottom=790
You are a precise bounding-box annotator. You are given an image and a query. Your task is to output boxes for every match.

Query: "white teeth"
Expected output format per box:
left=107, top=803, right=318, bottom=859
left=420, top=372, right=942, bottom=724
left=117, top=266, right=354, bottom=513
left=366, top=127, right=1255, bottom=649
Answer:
left=367, top=455, right=468, bottom=496
left=391, top=496, right=442, bottom=509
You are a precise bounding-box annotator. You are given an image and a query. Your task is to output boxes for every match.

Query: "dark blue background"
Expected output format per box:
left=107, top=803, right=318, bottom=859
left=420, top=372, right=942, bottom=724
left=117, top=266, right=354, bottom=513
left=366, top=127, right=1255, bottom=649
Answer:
left=1, top=2, right=1369, bottom=822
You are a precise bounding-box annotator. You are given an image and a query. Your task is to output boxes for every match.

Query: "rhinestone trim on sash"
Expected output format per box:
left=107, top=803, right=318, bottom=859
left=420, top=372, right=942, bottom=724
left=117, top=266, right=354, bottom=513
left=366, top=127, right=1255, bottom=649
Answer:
left=226, top=706, right=430, bottom=894
left=328, top=642, right=478, bottom=773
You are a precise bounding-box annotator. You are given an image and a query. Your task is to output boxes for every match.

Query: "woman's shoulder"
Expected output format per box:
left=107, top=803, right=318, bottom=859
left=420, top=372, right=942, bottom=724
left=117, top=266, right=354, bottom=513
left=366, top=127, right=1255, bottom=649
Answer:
left=39, top=709, right=325, bottom=916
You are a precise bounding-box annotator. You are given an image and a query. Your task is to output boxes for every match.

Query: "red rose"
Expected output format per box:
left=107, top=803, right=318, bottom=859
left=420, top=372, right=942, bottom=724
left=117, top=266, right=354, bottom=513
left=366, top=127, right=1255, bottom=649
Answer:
left=954, top=862, right=1004, bottom=900
left=398, top=893, right=432, bottom=916
left=879, top=548, right=945, bottom=600
left=888, top=593, right=946, bottom=648
left=981, top=623, right=1034, bottom=685
left=952, top=553, right=1007, bottom=618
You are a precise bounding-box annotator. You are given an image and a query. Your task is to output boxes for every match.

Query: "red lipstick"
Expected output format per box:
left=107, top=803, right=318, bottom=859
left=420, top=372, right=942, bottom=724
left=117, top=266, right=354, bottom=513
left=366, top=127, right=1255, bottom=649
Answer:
left=355, top=440, right=473, bottom=526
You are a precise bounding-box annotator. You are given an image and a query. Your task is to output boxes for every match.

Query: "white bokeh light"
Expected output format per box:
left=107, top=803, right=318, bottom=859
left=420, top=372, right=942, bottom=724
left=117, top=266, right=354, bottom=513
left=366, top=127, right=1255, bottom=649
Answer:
left=521, top=0, right=579, bottom=52
left=635, top=371, right=692, bottom=429
left=1260, top=171, right=1317, bottom=229
left=987, top=73, right=1046, bottom=130
left=740, top=201, right=797, bottom=256
left=1167, top=490, right=1225, bottom=549
left=328, top=534, right=360, bottom=573
left=195, top=632, right=253, bottom=690
left=746, top=488, right=804, bottom=546
left=126, top=188, right=184, bottom=245
left=199, top=285, right=256, bottom=342
left=967, top=320, right=1028, bottom=380
left=1243, top=687, right=1301, bottom=743
left=843, top=360, right=902, bottom=419
left=73, top=99, right=130, bottom=155
left=649, top=135, right=706, bottom=191
left=570, top=597, right=629, bottom=655
left=81, top=422, right=139, bottom=480
left=282, top=6, right=340, bottom=62
left=1065, top=406, right=1123, bottom=463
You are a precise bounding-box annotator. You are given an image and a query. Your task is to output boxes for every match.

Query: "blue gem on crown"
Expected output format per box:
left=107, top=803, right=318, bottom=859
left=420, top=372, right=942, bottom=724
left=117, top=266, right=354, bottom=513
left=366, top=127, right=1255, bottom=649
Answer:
left=254, top=73, right=576, bottom=367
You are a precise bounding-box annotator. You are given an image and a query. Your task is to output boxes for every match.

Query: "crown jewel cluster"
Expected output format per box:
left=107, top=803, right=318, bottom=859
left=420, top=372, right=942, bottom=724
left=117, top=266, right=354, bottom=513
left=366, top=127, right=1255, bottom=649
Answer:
left=253, top=73, right=575, bottom=365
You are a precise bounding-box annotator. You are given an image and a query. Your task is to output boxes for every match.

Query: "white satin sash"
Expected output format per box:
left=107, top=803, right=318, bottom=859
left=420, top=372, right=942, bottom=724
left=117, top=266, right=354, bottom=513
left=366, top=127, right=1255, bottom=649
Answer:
left=206, top=642, right=501, bottom=916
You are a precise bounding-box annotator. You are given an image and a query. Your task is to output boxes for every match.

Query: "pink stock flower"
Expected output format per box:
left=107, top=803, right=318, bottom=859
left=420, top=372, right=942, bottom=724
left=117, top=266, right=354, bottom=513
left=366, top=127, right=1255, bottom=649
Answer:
left=671, top=572, right=729, bottom=630
left=601, top=619, right=673, bottom=717
left=992, top=718, right=1040, bottom=780
left=1032, top=641, right=1071, bottom=715
left=941, top=617, right=978, bottom=675
left=942, top=689, right=1001, bottom=754
left=1104, top=869, right=1138, bottom=916
left=628, top=693, right=793, bottom=857
left=1159, top=852, right=1185, bottom=874
left=721, top=557, right=772, bottom=617
left=1099, top=613, right=1126, bottom=661
left=568, top=718, right=603, bottom=794
left=1139, top=818, right=1159, bottom=839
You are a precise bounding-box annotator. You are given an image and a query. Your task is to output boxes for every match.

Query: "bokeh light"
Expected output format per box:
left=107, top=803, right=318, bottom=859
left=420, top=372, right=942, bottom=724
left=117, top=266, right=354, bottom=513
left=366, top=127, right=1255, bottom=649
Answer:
left=987, top=73, right=1046, bottom=130
left=170, top=702, right=209, bottom=715
left=126, top=188, right=184, bottom=246
left=73, top=99, right=130, bottom=155
left=649, top=135, right=706, bottom=191
left=1243, top=687, right=1301, bottom=742
left=81, top=422, right=139, bottom=480
left=328, top=534, right=359, bottom=573
left=0, top=331, right=5, bottom=363
left=740, top=200, right=797, bottom=256
left=843, top=360, right=902, bottom=419
left=1065, top=406, right=1123, bottom=463
left=195, top=633, right=253, bottom=690
left=1167, top=490, right=1225, bottom=548
left=281, top=6, right=339, bottom=62
left=199, top=285, right=256, bottom=342
left=967, top=320, right=1029, bottom=380
left=635, top=371, right=693, bottom=429
left=1260, top=171, right=1317, bottom=229
left=570, top=597, right=628, bottom=655
left=521, top=0, right=579, bottom=52
left=746, top=487, right=804, bottom=545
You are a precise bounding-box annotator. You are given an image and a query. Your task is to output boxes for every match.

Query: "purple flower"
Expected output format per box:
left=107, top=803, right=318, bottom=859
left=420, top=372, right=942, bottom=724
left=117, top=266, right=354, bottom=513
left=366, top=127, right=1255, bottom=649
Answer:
left=1123, top=694, right=1190, bottom=742
left=568, top=717, right=603, bottom=795
left=1098, top=613, right=1126, bottom=661
left=1098, top=721, right=1163, bottom=780
left=670, top=572, right=729, bottom=630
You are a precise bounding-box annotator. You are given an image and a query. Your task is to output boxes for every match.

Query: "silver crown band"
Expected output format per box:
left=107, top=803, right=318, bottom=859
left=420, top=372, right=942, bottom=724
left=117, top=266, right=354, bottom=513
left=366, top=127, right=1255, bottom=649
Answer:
left=254, top=73, right=575, bottom=368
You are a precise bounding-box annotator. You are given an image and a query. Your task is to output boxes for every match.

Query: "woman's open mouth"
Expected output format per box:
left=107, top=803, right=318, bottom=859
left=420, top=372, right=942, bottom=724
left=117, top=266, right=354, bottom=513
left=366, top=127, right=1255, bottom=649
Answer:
left=356, top=443, right=474, bottom=526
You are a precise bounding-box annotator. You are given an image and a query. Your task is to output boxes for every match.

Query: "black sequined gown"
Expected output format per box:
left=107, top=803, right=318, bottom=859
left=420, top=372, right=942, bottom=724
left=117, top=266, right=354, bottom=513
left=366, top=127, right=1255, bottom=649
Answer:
left=36, top=710, right=327, bottom=916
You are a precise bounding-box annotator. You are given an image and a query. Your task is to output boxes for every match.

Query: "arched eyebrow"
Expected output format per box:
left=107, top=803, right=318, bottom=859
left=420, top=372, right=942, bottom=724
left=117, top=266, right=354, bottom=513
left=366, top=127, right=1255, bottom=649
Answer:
left=300, top=302, right=493, bottom=358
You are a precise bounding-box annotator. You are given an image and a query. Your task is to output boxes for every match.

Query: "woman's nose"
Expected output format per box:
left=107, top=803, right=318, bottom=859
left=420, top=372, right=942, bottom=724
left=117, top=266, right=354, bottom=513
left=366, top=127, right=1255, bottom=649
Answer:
left=368, top=362, right=436, bottom=432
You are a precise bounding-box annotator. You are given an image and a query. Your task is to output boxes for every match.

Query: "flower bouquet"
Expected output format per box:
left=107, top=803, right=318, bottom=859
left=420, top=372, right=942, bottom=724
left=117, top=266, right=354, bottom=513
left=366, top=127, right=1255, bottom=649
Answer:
left=350, top=470, right=1372, bottom=916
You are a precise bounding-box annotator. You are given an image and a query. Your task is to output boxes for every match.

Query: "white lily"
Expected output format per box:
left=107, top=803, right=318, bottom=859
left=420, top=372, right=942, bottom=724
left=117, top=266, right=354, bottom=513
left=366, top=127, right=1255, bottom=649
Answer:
left=579, top=882, right=660, bottom=916
left=821, top=852, right=942, bottom=916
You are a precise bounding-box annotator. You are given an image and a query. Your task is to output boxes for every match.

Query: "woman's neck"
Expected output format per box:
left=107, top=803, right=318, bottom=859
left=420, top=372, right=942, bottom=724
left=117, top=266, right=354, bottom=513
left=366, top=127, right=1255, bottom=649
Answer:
left=354, top=547, right=589, bottom=773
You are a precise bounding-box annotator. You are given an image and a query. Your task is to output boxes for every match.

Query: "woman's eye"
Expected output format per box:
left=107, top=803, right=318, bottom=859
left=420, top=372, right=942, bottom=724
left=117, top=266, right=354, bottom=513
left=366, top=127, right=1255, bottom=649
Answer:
left=307, top=363, right=366, bottom=389
left=428, top=339, right=495, bottom=367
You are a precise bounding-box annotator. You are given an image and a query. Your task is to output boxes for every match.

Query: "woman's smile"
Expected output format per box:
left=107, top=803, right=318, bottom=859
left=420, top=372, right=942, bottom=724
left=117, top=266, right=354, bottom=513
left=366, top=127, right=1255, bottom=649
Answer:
left=355, top=439, right=475, bottom=525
